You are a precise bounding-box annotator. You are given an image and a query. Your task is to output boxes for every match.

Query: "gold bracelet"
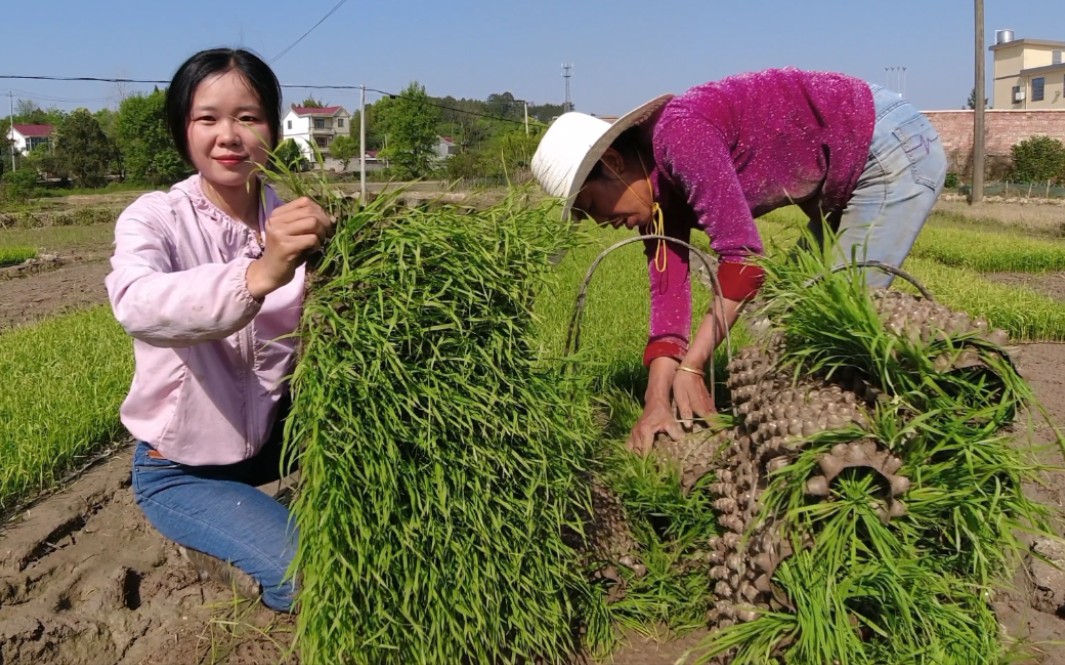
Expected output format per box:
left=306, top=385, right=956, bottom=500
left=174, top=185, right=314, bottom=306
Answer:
left=677, top=365, right=705, bottom=377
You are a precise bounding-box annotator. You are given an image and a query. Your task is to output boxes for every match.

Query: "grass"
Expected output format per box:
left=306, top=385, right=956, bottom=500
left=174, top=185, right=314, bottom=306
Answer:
left=0, top=245, right=37, bottom=266
left=0, top=305, right=131, bottom=514
left=0, top=222, right=116, bottom=253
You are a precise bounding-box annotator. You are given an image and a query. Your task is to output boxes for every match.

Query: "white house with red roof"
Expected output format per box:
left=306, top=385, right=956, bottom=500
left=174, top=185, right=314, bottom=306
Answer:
left=281, top=104, right=351, bottom=163
left=436, top=136, right=459, bottom=160
left=6, top=124, right=54, bottom=155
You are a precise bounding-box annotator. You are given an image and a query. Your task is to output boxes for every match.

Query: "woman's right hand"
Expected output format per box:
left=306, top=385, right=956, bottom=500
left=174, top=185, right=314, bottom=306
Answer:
left=627, top=357, right=686, bottom=454
left=247, top=197, right=333, bottom=299
left=627, top=399, right=684, bottom=455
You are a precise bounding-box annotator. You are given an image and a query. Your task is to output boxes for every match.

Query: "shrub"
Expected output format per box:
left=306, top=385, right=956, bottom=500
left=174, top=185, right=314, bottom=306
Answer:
left=0, top=169, right=40, bottom=204
left=1010, top=135, right=1065, bottom=184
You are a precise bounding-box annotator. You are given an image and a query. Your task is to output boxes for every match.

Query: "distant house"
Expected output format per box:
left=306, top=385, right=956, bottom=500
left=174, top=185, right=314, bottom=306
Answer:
left=435, top=136, right=459, bottom=160
left=990, top=31, right=1065, bottom=109
left=6, top=124, right=54, bottom=155
left=281, top=105, right=351, bottom=163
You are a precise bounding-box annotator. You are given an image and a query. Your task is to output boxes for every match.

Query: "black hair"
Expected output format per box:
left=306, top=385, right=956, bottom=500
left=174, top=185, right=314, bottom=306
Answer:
left=586, top=126, right=647, bottom=180
left=164, top=48, right=282, bottom=163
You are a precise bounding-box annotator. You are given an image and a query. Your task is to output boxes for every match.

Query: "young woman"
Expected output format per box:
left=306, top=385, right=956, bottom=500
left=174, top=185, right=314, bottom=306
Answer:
left=531, top=68, right=946, bottom=454
left=105, top=48, right=332, bottom=611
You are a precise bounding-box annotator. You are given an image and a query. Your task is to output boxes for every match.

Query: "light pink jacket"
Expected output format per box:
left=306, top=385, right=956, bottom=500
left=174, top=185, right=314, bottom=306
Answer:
left=105, top=174, right=304, bottom=465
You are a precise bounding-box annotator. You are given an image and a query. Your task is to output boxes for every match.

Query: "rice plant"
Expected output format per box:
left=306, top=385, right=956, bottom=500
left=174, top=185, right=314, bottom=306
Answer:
left=0, top=306, right=132, bottom=513
left=285, top=188, right=611, bottom=664
left=692, top=232, right=1057, bottom=664
left=911, top=224, right=1065, bottom=273
left=0, top=245, right=37, bottom=267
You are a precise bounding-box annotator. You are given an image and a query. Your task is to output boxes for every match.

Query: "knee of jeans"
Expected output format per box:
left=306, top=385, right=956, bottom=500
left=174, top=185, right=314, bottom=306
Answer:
left=261, top=577, right=298, bottom=613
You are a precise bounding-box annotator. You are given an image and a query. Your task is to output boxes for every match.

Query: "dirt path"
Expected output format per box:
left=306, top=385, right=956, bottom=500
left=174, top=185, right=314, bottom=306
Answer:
left=2, top=344, right=1064, bottom=665
left=0, top=256, right=112, bottom=331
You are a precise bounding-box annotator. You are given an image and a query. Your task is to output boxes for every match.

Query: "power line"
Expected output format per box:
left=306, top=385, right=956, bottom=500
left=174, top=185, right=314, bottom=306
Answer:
left=270, top=0, right=349, bottom=63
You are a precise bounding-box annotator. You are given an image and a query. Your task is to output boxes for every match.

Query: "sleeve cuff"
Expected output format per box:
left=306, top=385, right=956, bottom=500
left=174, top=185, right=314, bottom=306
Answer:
left=717, top=261, right=765, bottom=301
left=643, top=337, right=688, bottom=367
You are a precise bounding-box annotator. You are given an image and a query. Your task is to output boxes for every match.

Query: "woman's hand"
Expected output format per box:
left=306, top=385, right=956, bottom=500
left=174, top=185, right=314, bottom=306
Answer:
left=247, top=197, right=333, bottom=298
left=627, top=399, right=684, bottom=455
left=627, top=357, right=684, bottom=454
left=671, top=367, right=716, bottom=428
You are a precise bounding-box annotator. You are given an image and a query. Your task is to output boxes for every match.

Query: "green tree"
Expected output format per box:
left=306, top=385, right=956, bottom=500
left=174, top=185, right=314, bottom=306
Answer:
left=1010, top=135, right=1065, bottom=183
left=93, top=108, right=123, bottom=176
left=376, top=82, right=440, bottom=179
left=0, top=168, right=39, bottom=203
left=272, top=138, right=308, bottom=173
left=351, top=104, right=386, bottom=151
left=965, top=88, right=988, bottom=110
left=529, top=102, right=565, bottom=124
left=13, top=101, right=65, bottom=127
left=24, top=144, right=66, bottom=182
left=115, top=89, right=188, bottom=185
left=53, top=109, right=117, bottom=187
left=330, top=134, right=359, bottom=172
left=300, top=97, right=325, bottom=108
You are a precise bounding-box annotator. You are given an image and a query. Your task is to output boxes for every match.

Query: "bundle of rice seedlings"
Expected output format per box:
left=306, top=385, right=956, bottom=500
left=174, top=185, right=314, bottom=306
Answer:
left=591, top=432, right=724, bottom=636
left=690, top=238, right=1056, bottom=664
left=284, top=190, right=610, bottom=664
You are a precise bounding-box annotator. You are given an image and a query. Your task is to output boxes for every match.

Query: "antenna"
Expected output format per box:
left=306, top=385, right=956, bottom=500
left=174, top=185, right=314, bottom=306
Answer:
left=562, top=63, right=573, bottom=112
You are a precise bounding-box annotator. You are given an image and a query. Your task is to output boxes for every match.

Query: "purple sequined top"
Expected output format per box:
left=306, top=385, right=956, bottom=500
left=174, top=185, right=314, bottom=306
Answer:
left=640, top=68, right=875, bottom=361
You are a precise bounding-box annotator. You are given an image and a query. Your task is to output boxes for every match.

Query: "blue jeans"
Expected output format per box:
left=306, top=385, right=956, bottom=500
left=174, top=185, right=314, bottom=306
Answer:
left=131, top=438, right=299, bottom=611
left=810, top=83, right=947, bottom=288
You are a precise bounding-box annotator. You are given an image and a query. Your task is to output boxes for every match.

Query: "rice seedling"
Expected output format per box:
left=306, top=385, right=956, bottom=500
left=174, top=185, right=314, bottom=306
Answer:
left=687, top=233, right=1056, bottom=663
left=285, top=188, right=612, bottom=664
left=0, top=306, right=131, bottom=513
left=0, top=246, right=37, bottom=267
left=899, top=257, right=1065, bottom=341
left=756, top=209, right=1065, bottom=341
left=911, top=225, right=1065, bottom=273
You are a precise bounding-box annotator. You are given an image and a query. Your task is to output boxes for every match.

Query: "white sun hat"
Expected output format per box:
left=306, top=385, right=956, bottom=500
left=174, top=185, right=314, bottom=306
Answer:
left=531, top=94, right=674, bottom=220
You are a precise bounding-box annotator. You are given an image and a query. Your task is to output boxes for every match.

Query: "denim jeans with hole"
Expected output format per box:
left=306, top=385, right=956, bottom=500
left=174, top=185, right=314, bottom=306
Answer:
left=810, top=83, right=947, bottom=287
left=131, top=438, right=299, bottom=611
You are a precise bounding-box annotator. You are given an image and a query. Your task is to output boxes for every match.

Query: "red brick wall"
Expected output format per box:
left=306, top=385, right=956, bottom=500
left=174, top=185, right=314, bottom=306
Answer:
left=923, top=110, right=1065, bottom=179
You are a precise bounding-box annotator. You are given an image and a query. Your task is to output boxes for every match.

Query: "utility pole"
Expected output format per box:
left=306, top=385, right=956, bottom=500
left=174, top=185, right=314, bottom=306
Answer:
left=562, top=63, right=573, bottom=112
left=359, top=84, right=366, bottom=202
left=523, top=99, right=529, bottom=136
left=8, top=91, right=15, bottom=172
left=972, top=0, right=986, bottom=204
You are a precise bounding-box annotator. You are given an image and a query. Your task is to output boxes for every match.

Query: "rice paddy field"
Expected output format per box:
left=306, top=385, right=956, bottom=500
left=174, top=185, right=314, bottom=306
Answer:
left=1, top=188, right=1064, bottom=664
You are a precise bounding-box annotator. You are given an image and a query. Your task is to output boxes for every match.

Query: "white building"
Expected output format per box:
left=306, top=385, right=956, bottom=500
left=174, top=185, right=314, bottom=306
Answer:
left=281, top=105, right=351, bottom=162
left=435, top=136, right=459, bottom=160
left=6, top=124, right=54, bottom=155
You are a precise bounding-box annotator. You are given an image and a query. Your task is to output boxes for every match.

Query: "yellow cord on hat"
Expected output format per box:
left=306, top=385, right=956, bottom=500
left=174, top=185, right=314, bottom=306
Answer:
left=650, top=199, right=666, bottom=273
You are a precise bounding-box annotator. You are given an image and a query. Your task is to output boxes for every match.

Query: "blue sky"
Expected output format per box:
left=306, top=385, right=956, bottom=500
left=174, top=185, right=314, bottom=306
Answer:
left=3, top=1, right=1063, bottom=118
